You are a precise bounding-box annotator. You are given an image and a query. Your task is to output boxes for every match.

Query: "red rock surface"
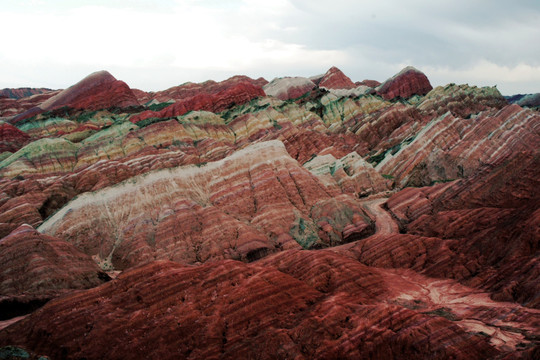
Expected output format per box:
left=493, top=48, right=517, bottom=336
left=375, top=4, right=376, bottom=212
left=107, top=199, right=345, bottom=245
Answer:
left=130, top=81, right=265, bottom=123
left=144, top=75, right=268, bottom=103
left=377, top=104, right=539, bottom=187
left=0, top=225, right=109, bottom=316
left=357, top=79, right=381, bottom=88
left=376, top=66, right=433, bottom=100
left=0, top=91, right=60, bottom=118
left=0, top=122, right=30, bottom=153
left=385, top=150, right=539, bottom=308
left=10, top=71, right=139, bottom=124
left=1, top=254, right=518, bottom=360
left=0, top=67, right=538, bottom=359
left=317, top=66, right=356, bottom=89
left=36, top=141, right=373, bottom=270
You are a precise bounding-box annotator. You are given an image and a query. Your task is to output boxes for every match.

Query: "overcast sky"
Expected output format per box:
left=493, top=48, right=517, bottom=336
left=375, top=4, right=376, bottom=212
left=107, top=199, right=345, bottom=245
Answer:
left=1, top=0, right=539, bottom=95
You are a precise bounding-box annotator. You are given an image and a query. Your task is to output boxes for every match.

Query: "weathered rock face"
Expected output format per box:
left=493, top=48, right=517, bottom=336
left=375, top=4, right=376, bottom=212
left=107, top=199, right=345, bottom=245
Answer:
left=418, top=83, right=507, bottom=118
left=263, top=77, right=316, bottom=100
left=1, top=254, right=518, bottom=360
left=317, top=66, right=357, bottom=89
left=0, top=225, right=109, bottom=319
left=37, top=141, right=373, bottom=270
left=376, top=66, right=433, bottom=100
left=377, top=104, right=540, bottom=187
left=40, top=71, right=139, bottom=111
left=517, top=93, right=540, bottom=108
left=385, top=150, right=540, bottom=308
left=303, top=151, right=389, bottom=197
left=0, top=91, right=60, bottom=118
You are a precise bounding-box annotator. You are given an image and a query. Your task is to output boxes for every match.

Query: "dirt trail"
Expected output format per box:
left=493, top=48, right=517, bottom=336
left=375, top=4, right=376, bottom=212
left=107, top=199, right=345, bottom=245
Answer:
left=361, top=198, right=399, bottom=234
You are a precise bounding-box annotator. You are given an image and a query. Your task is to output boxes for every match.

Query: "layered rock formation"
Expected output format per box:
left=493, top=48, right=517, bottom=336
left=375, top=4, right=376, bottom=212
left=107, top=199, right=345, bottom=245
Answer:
left=0, top=90, right=60, bottom=118
left=316, top=66, right=357, bottom=89
left=10, top=71, right=139, bottom=124
left=376, top=66, right=433, bottom=100
left=0, top=66, right=538, bottom=359
left=263, top=77, right=316, bottom=100
left=3, top=253, right=527, bottom=360
left=384, top=150, right=539, bottom=308
left=140, top=75, right=268, bottom=104
left=130, top=81, right=265, bottom=124
left=0, top=122, right=30, bottom=153
left=0, top=224, right=109, bottom=319
left=37, top=141, right=374, bottom=270
left=377, top=104, right=539, bottom=187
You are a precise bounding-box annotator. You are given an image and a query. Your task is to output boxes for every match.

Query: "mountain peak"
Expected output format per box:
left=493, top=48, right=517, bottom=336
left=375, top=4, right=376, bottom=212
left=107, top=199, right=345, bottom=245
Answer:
left=318, top=66, right=356, bottom=89
left=376, top=66, right=432, bottom=100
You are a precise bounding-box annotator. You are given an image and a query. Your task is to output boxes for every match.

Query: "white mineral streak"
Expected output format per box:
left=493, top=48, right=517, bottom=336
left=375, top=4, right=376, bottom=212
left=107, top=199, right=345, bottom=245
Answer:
left=38, top=140, right=293, bottom=235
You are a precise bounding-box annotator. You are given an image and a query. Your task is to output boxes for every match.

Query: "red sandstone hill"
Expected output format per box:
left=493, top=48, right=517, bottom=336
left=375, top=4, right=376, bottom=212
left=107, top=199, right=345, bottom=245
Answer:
left=139, top=75, right=268, bottom=104
left=130, top=80, right=265, bottom=124
left=376, top=66, right=433, bottom=100
left=316, top=66, right=357, bottom=89
left=0, top=66, right=538, bottom=359
left=10, top=71, right=139, bottom=124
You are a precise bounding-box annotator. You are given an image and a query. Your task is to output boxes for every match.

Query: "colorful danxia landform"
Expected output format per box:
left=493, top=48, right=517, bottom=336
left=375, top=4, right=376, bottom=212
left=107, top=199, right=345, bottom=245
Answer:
left=0, top=66, right=538, bottom=360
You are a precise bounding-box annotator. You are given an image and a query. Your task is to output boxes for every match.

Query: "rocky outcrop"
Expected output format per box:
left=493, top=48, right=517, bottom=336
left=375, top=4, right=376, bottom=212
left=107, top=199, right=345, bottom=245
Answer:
left=303, top=151, right=389, bottom=196
left=517, top=93, right=540, bottom=108
left=376, top=66, right=433, bottom=100
left=418, top=83, right=507, bottom=118
left=263, top=77, right=316, bottom=100
left=40, top=71, right=139, bottom=111
left=0, top=225, right=109, bottom=319
left=357, top=79, right=381, bottom=88
left=0, top=91, right=60, bottom=118
left=0, top=66, right=538, bottom=360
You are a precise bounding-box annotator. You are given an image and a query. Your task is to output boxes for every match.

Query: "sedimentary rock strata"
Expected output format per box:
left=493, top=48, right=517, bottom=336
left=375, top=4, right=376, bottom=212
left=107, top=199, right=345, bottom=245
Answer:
left=376, top=66, right=433, bottom=100
left=37, top=141, right=373, bottom=270
left=0, top=224, right=108, bottom=319
left=1, top=254, right=521, bottom=360
left=317, top=66, right=357, bottom=89
left=263, top=77, right=316, bottom=100
left=0, top=66, right=538, bottom=359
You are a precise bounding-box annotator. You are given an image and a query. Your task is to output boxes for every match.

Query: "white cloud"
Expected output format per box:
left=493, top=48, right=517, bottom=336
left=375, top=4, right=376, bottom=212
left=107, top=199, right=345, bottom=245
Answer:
left=425, top=60, right=540, bottom=94
left=0, top=0, right=539, bottom=94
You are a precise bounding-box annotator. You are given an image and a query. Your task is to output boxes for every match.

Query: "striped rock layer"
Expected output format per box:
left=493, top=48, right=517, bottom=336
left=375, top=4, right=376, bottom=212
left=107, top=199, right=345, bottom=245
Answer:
left=0, top=67, right=538, bottom=359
